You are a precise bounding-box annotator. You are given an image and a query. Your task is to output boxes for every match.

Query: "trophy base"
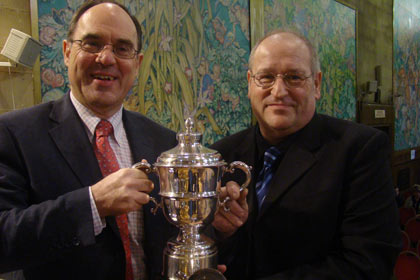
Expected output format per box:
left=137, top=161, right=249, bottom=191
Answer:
left=189, top=268, right=227, bottom=280
left=163, top=238, right=218, bottom=280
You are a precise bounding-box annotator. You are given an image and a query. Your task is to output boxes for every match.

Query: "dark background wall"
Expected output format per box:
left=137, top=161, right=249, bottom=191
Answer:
left=340, top=0, right=393, bottom=104
left=340, top=0, right=420, bottom=190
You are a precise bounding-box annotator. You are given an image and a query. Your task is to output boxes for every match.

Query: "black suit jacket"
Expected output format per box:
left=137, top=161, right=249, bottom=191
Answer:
left=0, top=95, right=178, bottom=279
left=211, top=114, right=401, bottom=280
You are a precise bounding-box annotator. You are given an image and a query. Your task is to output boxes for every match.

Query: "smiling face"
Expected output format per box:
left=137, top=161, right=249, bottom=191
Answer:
left=63, top=3, right=143, bottom=118
left=247, top=32, right=322, bottom=144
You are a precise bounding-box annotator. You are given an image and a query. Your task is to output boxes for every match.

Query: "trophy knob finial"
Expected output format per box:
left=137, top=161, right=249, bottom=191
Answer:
left=185, top=117, right=194, bottom=133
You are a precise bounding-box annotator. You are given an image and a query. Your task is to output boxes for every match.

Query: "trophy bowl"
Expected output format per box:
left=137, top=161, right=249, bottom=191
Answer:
left=134, top=118, right=251, bottom=280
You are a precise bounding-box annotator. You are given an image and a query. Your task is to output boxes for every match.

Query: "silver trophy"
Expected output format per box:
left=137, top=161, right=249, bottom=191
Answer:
left=134, top=118, right=251, bottom=280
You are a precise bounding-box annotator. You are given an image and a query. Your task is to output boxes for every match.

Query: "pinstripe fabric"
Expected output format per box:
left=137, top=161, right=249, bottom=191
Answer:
left=255, top=147, right=282, bottom=209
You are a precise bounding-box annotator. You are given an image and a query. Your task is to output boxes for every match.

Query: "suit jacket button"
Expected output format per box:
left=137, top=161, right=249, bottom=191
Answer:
left=72, top=237, right=80, bottom=246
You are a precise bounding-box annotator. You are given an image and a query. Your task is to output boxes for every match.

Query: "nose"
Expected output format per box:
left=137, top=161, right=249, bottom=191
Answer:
left=270, top=75, right=288, bottom=98
left=96, top=45, right=116, bottom=65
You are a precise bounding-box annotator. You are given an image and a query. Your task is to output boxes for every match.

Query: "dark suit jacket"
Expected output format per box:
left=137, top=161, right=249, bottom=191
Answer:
left=0, top=95, right=178, bottom=280
left=211, top=113, right=401, bottom=280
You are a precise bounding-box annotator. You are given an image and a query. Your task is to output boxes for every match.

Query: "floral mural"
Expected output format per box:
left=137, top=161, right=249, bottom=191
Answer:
left=263, top=0, right=356, bottom=120
left=38, top=0, right=251, bottom=145
left=394, top=0, right=420, bottom=150
left=38, top=0, right=359, bottom=145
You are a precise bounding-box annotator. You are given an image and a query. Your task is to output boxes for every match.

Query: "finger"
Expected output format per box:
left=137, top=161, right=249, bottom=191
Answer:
left=119, top=167, right=148, bottom=179
left=218, top=202, right=245, bottom=227
left=132, top=167, right=149, bottom=179
left=226, top=181, right=241, bottom=200
left=237, top=188, right=248, bottom=210
left=218, top=185, right=228, bottom=200
left=225, top=199, right=247, bottom=217
left=217, top=264, right=227, bottom=274
left=113, top=170, right=154, bottom=193
left=131, top=178, right=154, bottom=193
left=130, top=190, right=151, bottom=206
left=218, top=181, right=240, bottom=202
left=212, top=213, right=236, bottom=234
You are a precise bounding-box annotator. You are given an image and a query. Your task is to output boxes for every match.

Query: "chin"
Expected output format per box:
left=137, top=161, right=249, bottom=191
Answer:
left=267, top=115, right=294, bottom=129
left=270, top=124, right=293, bottom=132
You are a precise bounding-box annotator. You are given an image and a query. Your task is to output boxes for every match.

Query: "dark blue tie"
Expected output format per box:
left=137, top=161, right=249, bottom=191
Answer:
left=256, top=147, right=281, bottom=209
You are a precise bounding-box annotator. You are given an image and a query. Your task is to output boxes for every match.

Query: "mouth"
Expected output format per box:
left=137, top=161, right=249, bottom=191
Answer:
left=267, top=103, right=289, bottom=107
left=265, top=103, right=295, bottom=112
left=92, top=74, right=116, bottom=81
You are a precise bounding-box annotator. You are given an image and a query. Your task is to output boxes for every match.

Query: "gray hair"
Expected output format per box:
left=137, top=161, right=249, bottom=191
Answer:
left=248, top=29, right=321, bottom=75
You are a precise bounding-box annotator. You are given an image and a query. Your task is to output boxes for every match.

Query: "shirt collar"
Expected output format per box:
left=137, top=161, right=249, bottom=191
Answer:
left=69, top=91, right=124, bottom=145
left=255, top=124, right=297, bottom=159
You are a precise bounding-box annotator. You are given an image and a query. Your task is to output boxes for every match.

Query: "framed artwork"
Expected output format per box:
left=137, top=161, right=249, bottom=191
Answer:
left=251, top=0, right=357, bottom=121
left=34, top=0, right=252, bottom=145
left=393, top=0, right=420, bottom=150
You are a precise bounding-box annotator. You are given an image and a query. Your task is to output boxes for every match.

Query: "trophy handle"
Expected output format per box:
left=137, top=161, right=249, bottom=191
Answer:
left=132, top=161, right=161, bottom=215
left=220, top=161, right=252, bottom=211
left=224, top=161, right=252, bottom=191
left=132, top=161, right=155, bottom=173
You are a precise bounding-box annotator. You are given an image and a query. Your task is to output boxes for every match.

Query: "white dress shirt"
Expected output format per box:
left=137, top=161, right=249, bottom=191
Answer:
left=70, top=92, right=146, bottom=279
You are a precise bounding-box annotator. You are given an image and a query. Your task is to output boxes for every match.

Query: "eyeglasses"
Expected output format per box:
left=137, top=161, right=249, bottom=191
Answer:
left=72, top=39, right=139, bottom=59
left=250, top=72, right=312, bottom=89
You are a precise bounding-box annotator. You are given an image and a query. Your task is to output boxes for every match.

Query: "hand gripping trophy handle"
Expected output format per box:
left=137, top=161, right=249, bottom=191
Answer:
left=219, top=161, right=252, bottom=212
left=132, top=162, right=161, bottom=214
left=132, top=160, right=252, bottom=214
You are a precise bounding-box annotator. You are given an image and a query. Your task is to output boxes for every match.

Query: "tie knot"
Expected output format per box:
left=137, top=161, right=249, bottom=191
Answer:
left=263, top=146, right=281, bottom=168
left=95, top=120, right=113, bottom=137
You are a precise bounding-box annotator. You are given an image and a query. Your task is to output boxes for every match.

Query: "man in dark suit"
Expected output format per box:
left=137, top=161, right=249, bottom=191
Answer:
left=211, top=30, right=401, bottom=279
left=0, top=1, right=246, bottom=279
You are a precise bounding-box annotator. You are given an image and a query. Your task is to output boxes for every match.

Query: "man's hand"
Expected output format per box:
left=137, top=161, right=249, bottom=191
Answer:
left=91, top=168, right=153, bottom=217
left=212, top=181, right=248, bottom=239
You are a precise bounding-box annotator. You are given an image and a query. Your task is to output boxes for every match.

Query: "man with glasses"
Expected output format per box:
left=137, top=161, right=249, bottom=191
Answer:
left=211, top=30, right=401, bottom=279
left=0, top=1, right=246, bottom=279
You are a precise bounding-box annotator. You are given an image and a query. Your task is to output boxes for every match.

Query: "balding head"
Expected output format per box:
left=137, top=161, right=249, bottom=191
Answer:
left=249, top=30, right=320, bottom=76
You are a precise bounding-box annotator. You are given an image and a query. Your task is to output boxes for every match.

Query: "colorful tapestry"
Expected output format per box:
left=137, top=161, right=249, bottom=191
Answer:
left=263, top=0, right=356, bottom=120
left=394, top=0, right=420, bottom=150
left=38, top=0, right=251, bottom=145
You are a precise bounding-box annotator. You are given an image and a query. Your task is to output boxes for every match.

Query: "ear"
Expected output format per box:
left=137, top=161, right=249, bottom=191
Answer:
left=63, top=40, right=71, bottom=67
left=247, top=70, right=252, bottom=99
left=135, top=52, right=144, bottom=70
left=313, top=71, right=322, bottom=100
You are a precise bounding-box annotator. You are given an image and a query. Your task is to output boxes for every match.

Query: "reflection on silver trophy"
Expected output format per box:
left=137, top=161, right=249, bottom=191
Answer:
left=134, top=118, right=251, bottom=280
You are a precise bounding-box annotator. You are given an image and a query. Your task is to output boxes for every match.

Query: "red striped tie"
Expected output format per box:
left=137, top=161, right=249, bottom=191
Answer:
left=93, top=119, right=133, bottom=280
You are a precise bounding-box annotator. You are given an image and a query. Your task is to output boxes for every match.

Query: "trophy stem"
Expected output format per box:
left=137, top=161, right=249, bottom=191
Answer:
left=164, top=224, right=218, bottom=279
left=178, top=225, right=202, bottom=245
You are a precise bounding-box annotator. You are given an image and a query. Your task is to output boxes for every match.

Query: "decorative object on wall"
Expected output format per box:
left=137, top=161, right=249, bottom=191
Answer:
left=393, top=0, right=420, bottom=151
left=0, top=28, right=42, bottom=68
left=37, top=0, right=251, bottom=145
left=251, top=0, right=356, bottom=121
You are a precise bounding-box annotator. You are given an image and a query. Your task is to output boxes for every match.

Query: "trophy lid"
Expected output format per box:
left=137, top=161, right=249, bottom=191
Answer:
left=155, top=117, right=226, bottom=167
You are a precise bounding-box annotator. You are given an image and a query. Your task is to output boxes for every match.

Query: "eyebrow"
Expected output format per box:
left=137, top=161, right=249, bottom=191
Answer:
left=79, top=33, right=135, bottom=47
left=255, top=69, right=307, bottom=75
left=79, top=33, right=101, bottom=41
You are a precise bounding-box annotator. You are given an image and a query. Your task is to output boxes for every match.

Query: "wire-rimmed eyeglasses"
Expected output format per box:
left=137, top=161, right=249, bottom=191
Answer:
left=72, top=39, right=139, bottom=59
left=250, top=72, right=312, bottom=89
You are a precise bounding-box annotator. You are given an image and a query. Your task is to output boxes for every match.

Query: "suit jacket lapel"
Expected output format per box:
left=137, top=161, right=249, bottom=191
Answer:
left=227, top=127, right=260, bottom=220
left=123, top=110, right=155, bottom=165
left=123, top=110, right=163, bottom=213
left=48, top=95, right=103, bottom=187
left=259, top=114, right=322, bottom=217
